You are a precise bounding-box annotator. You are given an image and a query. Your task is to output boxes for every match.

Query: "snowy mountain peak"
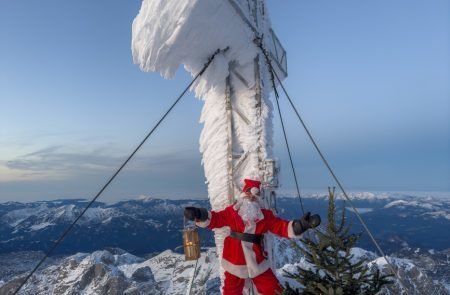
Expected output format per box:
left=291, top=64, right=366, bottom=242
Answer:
left=1, top=240, right=449, bottom=294
left=136, top=195, right=154, bottom=203
left=0, top=248, right=221, bottom=295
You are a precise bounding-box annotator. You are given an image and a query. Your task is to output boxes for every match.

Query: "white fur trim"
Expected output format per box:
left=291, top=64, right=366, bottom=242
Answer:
left=250, top=187, right=260, bottom=195
left=221, top=259, right=249, bottom=279
left=241, top=240, right=270, bottom=278
left=243, top=175, right=261, bottom=182
left=240, top=223, right=270, bottom=278
left=287, top=220, right=298, bottom=238
left=195, top=211, right=211, bottom=228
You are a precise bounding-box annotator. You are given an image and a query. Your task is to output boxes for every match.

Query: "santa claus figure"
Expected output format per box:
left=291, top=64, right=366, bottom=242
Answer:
left=184, top=178, right=321, bottom=295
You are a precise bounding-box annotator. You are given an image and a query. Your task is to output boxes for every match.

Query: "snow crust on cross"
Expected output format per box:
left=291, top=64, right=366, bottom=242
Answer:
left=132, top=0, right=287, bottom=291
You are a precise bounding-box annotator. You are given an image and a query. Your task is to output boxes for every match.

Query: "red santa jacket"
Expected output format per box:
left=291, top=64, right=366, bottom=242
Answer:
left=196, top=203, right=298, bottom=279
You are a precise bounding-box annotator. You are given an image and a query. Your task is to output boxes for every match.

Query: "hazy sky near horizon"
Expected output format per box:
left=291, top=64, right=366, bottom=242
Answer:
left=1, top=0, right=449, bottom=202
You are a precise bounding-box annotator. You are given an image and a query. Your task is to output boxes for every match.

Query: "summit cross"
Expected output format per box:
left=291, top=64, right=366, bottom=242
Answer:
left=132, top=0, right=287, bottom=292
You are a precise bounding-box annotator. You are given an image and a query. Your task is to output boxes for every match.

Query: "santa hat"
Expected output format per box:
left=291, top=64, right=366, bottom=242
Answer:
left=242, top=178, right=261, bottom=195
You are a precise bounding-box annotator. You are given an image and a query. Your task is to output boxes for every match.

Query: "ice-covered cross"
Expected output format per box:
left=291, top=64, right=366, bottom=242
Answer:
left=132, top=0, right=287, bottom=290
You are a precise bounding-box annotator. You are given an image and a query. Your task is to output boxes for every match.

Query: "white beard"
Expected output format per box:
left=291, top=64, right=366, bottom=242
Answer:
left=237, top=198, right=264, bottom=225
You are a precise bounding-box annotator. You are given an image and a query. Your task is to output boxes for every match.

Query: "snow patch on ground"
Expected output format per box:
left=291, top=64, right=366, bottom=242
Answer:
left=137, top=195, right=154, bottom=202
left=54, top=204, right=76, bottom=220
left=346, top=207, right=373, bottom=214
left=349, top=247, right=377, bottom=263
left=422, top=211, right=450, bottom=220
left=3, top=204, right=48, bottom=227
left=80, top=207, right=121, bottom=224
left=30, top=222, right=54, bottom=231
left=384, top=200, right=409, bottom=208
left=369, top=256, right=389, bottom=267
left=384, top=199, right=442, bottom=210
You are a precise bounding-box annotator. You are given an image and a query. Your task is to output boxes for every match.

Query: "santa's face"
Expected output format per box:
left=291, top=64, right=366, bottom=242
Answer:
left=238, top=192, right=263, bottom=224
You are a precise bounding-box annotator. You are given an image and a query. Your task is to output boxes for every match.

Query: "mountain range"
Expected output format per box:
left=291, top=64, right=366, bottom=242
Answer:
left=0, top=193, right=449, bottom=294
left=1, top=193, right=448, bottom=255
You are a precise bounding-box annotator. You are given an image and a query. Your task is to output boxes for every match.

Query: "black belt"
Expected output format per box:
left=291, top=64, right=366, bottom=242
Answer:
left=230, top=230, right=263, bottom=244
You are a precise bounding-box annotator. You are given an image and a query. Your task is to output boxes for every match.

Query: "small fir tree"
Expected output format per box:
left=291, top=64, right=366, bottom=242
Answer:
left=282, top=187, right=392, bottom=295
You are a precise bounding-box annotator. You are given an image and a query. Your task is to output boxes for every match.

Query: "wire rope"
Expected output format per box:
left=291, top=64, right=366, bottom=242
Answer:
left=13, top=47, right=227, bottom=295
left=187, top=256, right=200, bottom=295
left=262, top=50, right=410, bottom=293
left=272, top=84, right=305, bottom=215
left=255, top=37, right=306, bottom=215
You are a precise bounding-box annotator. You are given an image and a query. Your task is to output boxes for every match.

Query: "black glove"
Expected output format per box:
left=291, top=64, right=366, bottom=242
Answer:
left=184, top=207, right=209, bottom=222
left=292, top=212, right=321, bottom=235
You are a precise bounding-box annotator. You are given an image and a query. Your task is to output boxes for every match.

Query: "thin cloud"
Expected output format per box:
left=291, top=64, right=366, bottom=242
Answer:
left=21, top=145, right=64, bottom=158
left=5, top=145, right=123, bottom=175
left=3, top=145, right=203, bottom=182
left=0, top=147, right=206, bottom=201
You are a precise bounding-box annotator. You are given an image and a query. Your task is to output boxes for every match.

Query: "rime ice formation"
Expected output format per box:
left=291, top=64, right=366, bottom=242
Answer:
left=132, top=0, right=287, bottom=288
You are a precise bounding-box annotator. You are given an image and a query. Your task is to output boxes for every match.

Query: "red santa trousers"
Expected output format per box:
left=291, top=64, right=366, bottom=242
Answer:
left=223, top=269, right=283, bottom=295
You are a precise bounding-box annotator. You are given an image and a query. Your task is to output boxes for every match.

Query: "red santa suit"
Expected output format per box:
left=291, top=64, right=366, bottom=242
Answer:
left=196, top=200, right=298, bottom=294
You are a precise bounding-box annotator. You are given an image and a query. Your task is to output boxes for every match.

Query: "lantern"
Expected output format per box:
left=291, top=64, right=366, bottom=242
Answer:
left=183, top=226, right=201, bottom=261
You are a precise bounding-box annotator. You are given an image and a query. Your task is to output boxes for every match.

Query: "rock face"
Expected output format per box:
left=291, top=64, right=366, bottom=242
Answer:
left=372, top=256, right=449, bottom=295
left=0, top=248, right=220, bottom=295
left=393, top=247, right=450, bottom=294
left=1, top=242, right=449, bottom=295
left=276, top=246, right=450, bottom=295
left=0, top=251, right=58, bottom=285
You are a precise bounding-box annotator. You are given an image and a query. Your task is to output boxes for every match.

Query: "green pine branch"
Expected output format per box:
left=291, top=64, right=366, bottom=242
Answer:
left=282, top=187, right=393, bottom=295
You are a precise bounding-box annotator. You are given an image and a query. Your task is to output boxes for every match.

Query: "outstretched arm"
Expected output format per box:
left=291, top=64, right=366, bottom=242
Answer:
left=267, top=211, right=321, bottom=238
left=291, top=212, right=321, bottom=236
left=184, top=206, right=230, bottom=229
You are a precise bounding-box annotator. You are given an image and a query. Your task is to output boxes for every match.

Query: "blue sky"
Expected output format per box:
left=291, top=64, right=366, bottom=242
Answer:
left=0, top=0, right=448, bottom=202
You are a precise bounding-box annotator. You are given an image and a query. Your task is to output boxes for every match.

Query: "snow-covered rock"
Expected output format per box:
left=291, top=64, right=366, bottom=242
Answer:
left=279, top=247, right=449, bottom=295
left=0, top=248, right=220, bottom=295
left=2, top=242, right=448, bottom=295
